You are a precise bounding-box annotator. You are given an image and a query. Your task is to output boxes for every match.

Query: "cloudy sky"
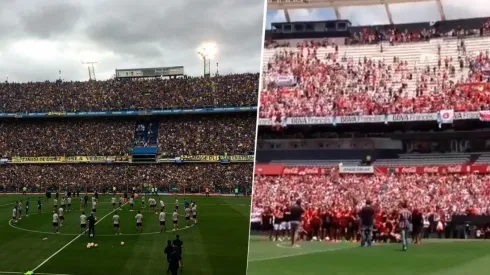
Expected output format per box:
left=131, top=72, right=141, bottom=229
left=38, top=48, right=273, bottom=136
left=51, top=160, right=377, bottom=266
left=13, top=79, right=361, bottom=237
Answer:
left=0, top=0, right=266, bottom=82
left=266, top=0, right=490, bottom=28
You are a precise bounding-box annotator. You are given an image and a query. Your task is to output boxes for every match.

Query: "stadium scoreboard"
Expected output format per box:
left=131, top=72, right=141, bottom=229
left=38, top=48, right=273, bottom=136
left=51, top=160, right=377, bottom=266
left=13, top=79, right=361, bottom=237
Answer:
left=115, top=66, right=184, bottom=78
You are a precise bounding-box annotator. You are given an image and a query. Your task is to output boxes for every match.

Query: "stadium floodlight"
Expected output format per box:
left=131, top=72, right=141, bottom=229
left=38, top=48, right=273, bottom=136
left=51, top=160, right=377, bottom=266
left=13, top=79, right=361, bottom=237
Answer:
left=198, top=42, right=218, bottom=78
left=81, top=60, right=98, bottom=81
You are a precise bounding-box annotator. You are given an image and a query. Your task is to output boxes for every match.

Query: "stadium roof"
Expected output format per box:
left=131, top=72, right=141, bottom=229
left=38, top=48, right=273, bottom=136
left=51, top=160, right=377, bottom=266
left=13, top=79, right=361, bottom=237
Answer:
left=267, top=0, right=446, bottom=24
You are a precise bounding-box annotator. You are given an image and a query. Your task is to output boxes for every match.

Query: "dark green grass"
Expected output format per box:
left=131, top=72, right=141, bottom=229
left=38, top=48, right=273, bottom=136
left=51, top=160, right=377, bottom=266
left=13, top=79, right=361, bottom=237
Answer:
left=0, top=194, right=251, bottom=275
left=247, top=235, right=490, bottom=275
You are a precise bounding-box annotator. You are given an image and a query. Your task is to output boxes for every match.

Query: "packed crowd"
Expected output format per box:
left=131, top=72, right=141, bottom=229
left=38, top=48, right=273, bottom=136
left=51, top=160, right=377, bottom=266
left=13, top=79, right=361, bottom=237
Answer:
left=0, top=119, right=134, bottom=157
left=0, top=114, right=255, bottom=157
left=252, top=173, right=490, bottom=216
left=253, top=172, right=490, bottom=240
left=0, top=164, right=253, bottom=194
left=260, top=40, right=490, bottom=118
left=0, top=73, right=259, bottom=113
left=159, top=114, right=256, bottom=156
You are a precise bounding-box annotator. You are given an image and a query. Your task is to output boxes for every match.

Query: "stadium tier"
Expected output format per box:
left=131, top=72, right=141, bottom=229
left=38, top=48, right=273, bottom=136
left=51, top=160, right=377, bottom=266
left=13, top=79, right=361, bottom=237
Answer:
left=0, top=163, right=253, bottom=194
left=0, top=73, right=258, bottom=113
left=0, top=113, right=256, bottom=157
left=260, top=17, right=490, bottom=121
left=252, top=172, right=490, bottom=216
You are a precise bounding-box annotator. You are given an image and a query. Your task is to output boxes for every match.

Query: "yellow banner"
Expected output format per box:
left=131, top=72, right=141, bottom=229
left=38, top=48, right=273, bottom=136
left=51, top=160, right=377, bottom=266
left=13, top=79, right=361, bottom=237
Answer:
left=11, top=156, right=64, bottom=163
left=179, top=155, right=253, bottom=162
left=47, top=112, right=66, bottom=116
left=65, top=156, right=117, bottom=162
left=229, top=155, right=254, bottom=161
left=11, top=156, right=129, bottom=163
left=180, top=155, right=220, bottom=161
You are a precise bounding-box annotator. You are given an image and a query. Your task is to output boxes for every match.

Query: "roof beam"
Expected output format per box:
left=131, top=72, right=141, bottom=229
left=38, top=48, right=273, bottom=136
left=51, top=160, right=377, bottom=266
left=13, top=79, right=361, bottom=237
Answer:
left=284, top=9, right=291, bottom=22
left=267, top=0, right=437, bottom=10
left=436, top=0, right=446, bottom=21
left=334, top=7, right=341, bottom=20
left=383, top=1, right=394, bottom=24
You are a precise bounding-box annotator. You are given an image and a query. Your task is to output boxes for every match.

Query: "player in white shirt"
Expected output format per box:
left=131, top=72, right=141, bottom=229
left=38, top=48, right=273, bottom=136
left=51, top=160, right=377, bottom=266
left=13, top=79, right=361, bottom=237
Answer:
left=58, top=207, right=65, bottom=226
left=119, top=197, right=124, bottom=209
left=67, top=197, right=72, bottom=211
left=160, top=200, right=165, bottom=209
left=184, top=206, right=191, bottom=227
left=192, top=203, right=198, bottom=224
left=17, top=201, right=23, bottom=219
left=113, top=211, right=121, bottom=235
left=52, top=211, right=59, bottom=233
left=159, top=210, right=166, bottom=233
left=80, top=211, right=87, bottom=233
left=12, top=207, right=17, bottom=223
left=92, top=200, right=97, bottom=214
left=172, top=208, right=179, bottom=230
left=135, top=211, right=143, bottom=233
left=53, top=198, right=58, bottom=210
left=150, top=198, right=157, bottom=213
left=111, top=197, right=117, bottom=209
left=61, top=197, right=66, bottom=209
left=175, top=198, right=179, bottom=211
left=79, top=196, right=84, bottom=210
left=129, top=197, right=134, bottom=211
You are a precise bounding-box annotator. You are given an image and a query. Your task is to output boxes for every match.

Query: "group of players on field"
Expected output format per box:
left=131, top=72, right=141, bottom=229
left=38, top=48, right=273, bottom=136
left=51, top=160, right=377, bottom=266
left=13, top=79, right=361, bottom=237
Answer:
left=11, top=194, right=198, bottom=236
left=261, top=199, right=419, bottom=251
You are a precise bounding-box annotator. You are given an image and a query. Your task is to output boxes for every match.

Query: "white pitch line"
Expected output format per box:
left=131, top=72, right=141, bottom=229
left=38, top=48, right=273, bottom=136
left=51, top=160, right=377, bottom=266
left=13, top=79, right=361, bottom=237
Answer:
left=0, top=202, right=14, bottom=208
left=8, top=211, right=196, bottom=237
left=9, top=219, right=195, bottom=237
left=30, top=203, right=128, bottom=273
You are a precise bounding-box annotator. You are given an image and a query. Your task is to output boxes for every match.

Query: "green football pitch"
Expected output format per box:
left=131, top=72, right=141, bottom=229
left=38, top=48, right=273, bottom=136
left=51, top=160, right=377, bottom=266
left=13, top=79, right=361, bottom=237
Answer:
left=0, top=194, right=250, bottom=275
left=247, top=235, right=490, bottom=275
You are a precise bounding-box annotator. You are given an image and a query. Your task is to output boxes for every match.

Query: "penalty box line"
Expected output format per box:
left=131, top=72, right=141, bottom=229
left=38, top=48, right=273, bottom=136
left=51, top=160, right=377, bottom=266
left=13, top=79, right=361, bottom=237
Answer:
left=30, top=202, right=129, bottom=273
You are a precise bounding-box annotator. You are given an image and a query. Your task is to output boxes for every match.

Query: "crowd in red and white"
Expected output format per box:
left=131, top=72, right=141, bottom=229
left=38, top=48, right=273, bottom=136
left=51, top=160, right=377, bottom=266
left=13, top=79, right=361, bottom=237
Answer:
left=260, top=40, right=490, bottom=118
left=252, top=173, right=490, bottom=217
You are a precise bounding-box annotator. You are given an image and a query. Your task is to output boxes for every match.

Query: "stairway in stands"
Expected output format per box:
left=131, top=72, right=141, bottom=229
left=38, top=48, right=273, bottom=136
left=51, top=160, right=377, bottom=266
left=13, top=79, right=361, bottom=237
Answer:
left=132, top=120, right=159, bottom=162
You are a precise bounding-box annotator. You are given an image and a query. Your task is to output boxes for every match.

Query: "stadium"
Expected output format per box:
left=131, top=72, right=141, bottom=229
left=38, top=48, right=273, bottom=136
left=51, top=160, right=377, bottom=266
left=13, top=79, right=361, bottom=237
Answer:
left=0, top=55, right=257, bottom=275
left=248, top=0, right=490, bottom=274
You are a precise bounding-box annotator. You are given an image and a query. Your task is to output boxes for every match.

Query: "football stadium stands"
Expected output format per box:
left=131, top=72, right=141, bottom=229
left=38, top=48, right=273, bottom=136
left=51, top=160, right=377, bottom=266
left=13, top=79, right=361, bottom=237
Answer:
left=253, top=16, right=490, bottom=241
left=0, top=73, right=258, bottom=194
left=0, top=73, right=258, bottom=112
left=260, top=18, right=490, bottom=118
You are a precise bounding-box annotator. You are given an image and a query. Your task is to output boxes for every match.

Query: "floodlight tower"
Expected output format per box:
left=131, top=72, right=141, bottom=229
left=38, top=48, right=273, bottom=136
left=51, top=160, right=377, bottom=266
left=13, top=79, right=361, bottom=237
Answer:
left=198, top=42, right=217, bottom=78
left=81, top=61, right=97, bottom=81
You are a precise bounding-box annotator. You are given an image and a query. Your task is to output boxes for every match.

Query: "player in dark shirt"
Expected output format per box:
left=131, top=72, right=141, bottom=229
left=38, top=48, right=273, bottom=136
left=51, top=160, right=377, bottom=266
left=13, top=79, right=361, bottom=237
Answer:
left=321, top=209, right=332, bottom=241
left=164, top=240, right=174, bottom=273
left=359, top=199, right=375, bottom=247
left=290, top=199, right=304, bottom=246
left=87, top=213, right=96, bottom=238
left=261, top=207, right=273, bottom=241
left=282, top=206, right=291, bottom=240
left=273, top=206, right=283, bottom=241
left=172, top=234, right=183, bottom=271
left=168, top=250, right=182, bottom=275
left=411, top=208, right=423, bottom=245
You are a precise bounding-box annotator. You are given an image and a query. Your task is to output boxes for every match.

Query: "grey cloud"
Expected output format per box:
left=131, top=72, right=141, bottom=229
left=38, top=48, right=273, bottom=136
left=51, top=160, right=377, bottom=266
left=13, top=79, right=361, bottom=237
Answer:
left=19, top=1, right=84, bottom=39
left=0, top=0, right=265, bottom=82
